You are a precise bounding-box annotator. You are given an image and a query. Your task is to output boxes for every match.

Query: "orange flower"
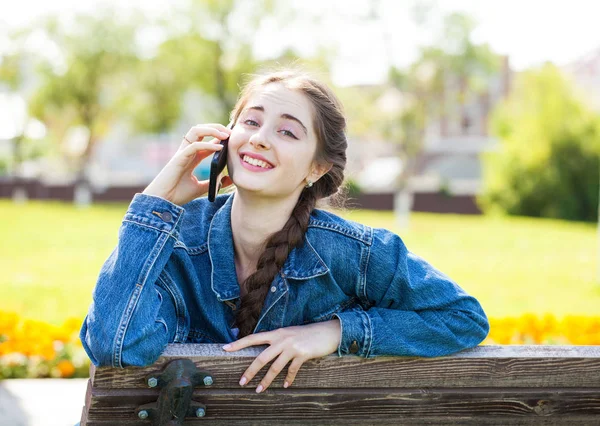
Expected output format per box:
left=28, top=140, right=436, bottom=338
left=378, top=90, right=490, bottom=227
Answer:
left=56, top=360, right=75, bottom=378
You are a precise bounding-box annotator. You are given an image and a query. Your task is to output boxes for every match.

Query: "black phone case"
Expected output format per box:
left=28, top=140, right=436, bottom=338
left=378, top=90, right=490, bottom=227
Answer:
left=208, top=137, right=229, bottom=202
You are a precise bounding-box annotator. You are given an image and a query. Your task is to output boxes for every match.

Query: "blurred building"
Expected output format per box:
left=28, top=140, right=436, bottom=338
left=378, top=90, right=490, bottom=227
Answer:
left=563, top=47, right=600, bottom=111
left=410, top=56, right=511, bottom=200
left=351, top=56, right=512, bottom=212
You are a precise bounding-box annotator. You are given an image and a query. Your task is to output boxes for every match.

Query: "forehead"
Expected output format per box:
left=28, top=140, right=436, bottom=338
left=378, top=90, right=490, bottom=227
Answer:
left=246, top=83, right=314, bottom=128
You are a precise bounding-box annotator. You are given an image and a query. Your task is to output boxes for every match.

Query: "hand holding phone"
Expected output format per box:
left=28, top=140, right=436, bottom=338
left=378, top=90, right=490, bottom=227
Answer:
left=142, top=124, right=231, bottom=206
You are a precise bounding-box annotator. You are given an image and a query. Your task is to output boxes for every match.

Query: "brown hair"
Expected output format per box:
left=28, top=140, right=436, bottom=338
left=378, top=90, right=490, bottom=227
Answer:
left=229, top=69, right=348, bottom=337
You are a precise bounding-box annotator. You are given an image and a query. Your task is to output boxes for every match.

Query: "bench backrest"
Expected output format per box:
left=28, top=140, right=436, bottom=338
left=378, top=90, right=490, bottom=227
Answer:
left=80, top=344, right=600, bottom=425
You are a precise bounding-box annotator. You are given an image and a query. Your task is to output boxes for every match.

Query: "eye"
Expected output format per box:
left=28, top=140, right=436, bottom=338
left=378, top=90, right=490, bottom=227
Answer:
left=281, top=130, right=298, bottom=139
left=244, top=119, right=259, bottom=127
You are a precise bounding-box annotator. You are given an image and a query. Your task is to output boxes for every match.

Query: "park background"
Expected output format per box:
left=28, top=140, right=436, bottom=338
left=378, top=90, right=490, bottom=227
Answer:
left=0, top=1, right=599, bottom=421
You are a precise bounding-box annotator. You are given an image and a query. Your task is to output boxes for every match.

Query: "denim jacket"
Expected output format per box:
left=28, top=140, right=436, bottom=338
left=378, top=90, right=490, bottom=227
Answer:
left=80, top=192, right=489, bottom=368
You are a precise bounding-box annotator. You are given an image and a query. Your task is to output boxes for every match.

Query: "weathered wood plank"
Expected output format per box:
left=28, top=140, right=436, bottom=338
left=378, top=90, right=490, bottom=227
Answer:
left=91, top=345, right=600, bottom=389
left=80, top=419, right=599, bottom=426
left=80, top=379, right=92, bottom=425
left=82, top=387, right=600, bottom=423
left=161, top=344, right=600, bottom=359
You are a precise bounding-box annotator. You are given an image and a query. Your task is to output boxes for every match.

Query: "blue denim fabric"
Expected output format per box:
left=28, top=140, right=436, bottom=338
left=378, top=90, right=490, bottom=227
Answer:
left=80, top=192, right=489, bottom=368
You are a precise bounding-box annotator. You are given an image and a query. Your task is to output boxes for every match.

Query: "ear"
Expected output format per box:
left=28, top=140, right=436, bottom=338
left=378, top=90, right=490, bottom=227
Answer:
left=309, top=161, right=333, bottom=183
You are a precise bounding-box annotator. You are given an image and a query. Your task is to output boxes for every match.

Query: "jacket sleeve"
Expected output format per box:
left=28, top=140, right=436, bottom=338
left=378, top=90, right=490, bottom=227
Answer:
left=79, top=193, right=185, bottom=368
left=333, top=227, right=489, bottom=358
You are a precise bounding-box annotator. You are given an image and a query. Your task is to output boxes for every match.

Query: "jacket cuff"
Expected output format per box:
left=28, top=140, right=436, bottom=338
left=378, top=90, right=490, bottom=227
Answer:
left=124, top=193, right=185, bottom=235
left=332, top=308, right=372, bottom=357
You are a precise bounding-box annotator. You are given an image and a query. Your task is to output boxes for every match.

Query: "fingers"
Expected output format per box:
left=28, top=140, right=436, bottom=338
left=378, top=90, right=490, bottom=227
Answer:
left=239, top=345, right=282, bottom=388
left=222, top=330, right=272, bottom=352
left=184, top=124, right=231, bottom=144
left=178, top=141, right=223, bottom=162
left=283, top=358, right=305, bottom=388
left=256, top=352, right=293, bottom=393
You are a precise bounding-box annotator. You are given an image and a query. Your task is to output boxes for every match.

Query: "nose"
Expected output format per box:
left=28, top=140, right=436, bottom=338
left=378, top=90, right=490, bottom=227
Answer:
left=248, top=128, right=271, bottom=150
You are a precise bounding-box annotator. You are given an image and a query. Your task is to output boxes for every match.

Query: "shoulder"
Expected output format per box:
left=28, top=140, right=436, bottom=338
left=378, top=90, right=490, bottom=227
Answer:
left=308, top=208, right=373, bottom=245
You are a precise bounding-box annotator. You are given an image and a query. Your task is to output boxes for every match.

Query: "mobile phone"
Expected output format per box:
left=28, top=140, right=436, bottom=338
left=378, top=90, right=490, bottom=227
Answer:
left=208, top=129, right=230, bottom=202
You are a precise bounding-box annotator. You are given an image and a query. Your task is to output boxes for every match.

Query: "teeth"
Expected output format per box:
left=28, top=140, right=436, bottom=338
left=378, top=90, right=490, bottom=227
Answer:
left=243, top=155, right=271, bottom=169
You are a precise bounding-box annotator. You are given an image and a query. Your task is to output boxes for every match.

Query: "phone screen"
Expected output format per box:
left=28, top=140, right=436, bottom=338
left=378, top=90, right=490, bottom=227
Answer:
left=208, top=132, right=230, bottom=202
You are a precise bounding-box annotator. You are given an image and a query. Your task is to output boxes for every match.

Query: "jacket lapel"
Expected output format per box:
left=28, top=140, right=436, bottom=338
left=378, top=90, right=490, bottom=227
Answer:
left=207, top=192, right=330, bottom=312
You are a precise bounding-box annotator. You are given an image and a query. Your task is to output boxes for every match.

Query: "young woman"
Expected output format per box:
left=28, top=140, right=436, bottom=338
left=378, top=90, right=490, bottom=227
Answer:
left=80, top=70, right=489, bottom=393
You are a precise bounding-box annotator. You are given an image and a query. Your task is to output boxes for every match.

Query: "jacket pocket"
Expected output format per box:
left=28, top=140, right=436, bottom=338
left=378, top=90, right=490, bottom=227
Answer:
left=155, top=274, right=189, bottom=343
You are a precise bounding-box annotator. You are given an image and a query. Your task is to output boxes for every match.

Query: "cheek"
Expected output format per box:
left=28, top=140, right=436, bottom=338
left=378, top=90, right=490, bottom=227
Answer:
left=281, top=151, right=313, bottom=177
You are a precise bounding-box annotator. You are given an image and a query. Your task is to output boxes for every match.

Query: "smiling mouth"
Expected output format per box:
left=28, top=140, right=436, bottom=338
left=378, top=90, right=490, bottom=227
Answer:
left=240, top=154, right=274, bottom=169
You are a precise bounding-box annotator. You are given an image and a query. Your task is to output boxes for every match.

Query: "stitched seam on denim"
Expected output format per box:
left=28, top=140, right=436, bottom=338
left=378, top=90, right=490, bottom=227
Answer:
left=363, top=309, right=373, bottom=358
left=156, top=272, right=188, bottom=343
left=155, top=318, right=168, bottom=334
left=308, top=211, right=372, bottom=243
left=308, top=222, right=370, bottom=243
left=305, top=236, right=329, bottom=270
left=332, top=313, right=345, bottom=356
left=123, top=219, right=171, bottom=234
left=360, top=237, right=372, bottom=306
left=279, top=282, right=289, bottom=329
left=169, top=207, right=184, bottom=241
left=285, top=269, right=329, bottom=280
left=114, top=231, right=170, bottom=367
left=113, top=283, right=142, bottom=368
left=186, top=243, right=209, bottom=255
left=254, top=276, right=286, bottom=333
left=173, top=241, right=187, bottom=250
left=207, top=215, right=219, bottom=300
left=283, top=235, right=329, bottom=279
left=135, top=193, right=185, bottom=212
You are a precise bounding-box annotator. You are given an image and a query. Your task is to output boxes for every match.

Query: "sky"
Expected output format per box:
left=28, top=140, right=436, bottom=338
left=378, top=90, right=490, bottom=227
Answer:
left=1, top=0, right=599, bottom=86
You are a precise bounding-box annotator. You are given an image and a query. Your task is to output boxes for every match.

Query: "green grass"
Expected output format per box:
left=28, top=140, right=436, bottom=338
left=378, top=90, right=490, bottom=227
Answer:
left=0, top=199, right=598, bottom=326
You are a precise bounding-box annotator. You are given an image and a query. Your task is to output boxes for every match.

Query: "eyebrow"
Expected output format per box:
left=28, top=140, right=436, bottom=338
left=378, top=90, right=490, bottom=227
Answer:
left=245, top=105, right=308, bottom=136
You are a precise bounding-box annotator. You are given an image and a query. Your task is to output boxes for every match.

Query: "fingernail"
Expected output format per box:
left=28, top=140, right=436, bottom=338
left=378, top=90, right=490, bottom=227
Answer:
left=222, top=344, right=231, bottom=350
left=220, top=131, right=229, bottom=137
left=284, top=381, right=289, bottom=388
left=256, top=385, right=263, bottom=393
left=239, top=376, right=247, bottom=386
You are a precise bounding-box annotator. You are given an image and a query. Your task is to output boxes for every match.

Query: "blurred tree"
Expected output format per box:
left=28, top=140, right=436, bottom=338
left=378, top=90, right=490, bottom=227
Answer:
left=124, top=0, right=273, bottom=133
left=385, top=12, right=501, bottom=226
left=26, top=10, right=140, bottom=186
left=0, top=49, right=27, bottom=176
left=479, top=63, right=600, bottom=222
left=126, top=0, right=336, bottom=134
left=0, top=29, right=53, bottom=183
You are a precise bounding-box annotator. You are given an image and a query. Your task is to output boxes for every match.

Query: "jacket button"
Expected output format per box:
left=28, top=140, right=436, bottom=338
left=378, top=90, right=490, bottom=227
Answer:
left=161, top=211, right=173, bottom=222
left=349, top=341, right=359, bottom=354
left=270, top=286, right=277, bottom=293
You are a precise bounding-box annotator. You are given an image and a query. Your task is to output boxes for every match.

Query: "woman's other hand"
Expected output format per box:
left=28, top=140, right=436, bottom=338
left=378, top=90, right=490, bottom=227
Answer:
left=142, top=123, right=234, bottom=206
left=222, top=319, right=342, bottom=392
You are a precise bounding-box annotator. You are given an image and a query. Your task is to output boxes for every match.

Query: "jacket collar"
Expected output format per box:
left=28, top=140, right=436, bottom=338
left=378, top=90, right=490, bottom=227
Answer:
left=207, top=192, right=329, bottom=301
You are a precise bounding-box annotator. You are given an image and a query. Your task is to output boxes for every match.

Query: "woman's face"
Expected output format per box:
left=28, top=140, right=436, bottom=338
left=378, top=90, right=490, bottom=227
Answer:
left=227, top=83, right=323, bottom=199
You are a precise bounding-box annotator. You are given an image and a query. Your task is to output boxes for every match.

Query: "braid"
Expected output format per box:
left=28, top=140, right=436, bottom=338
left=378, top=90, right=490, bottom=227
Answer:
left=234, top=189, right=318, bottom=337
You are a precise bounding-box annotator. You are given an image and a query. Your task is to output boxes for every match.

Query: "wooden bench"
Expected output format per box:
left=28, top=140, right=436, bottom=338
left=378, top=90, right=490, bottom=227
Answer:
left=80, top=345, right=600, bottom=425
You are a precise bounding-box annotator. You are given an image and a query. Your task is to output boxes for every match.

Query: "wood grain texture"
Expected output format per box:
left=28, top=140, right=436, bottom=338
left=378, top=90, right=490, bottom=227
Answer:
left=79, top=420, right=600, bottom=426
left=82, top=387, right=600, bottom=423
left=91, top=345, right=600, bottom=389
left=80, top=345, right=600, bottom=425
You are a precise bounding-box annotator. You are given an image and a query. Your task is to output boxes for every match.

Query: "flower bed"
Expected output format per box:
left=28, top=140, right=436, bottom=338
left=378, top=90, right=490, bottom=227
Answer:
left=484, top=313, right=600, bottom=345
left=0, top=311, right=88, bottom=379
left=1, top=311, right=598, bottom=379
